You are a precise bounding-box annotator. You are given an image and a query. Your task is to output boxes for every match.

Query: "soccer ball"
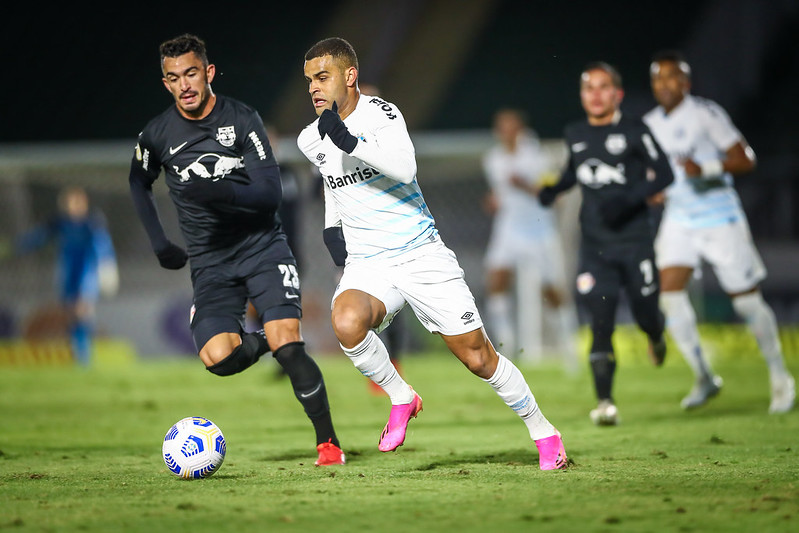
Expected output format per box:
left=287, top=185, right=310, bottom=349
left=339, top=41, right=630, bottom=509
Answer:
left=162, top=416, right=226, bottom=479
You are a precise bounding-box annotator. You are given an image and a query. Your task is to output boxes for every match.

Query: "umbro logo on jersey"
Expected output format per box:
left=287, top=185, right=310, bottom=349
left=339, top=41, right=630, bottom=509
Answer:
left=571, top=142, right=588, bottom=153
left=169, top=141, right=188, bottom=155
left=461, top=312, right=475, bottom=325
left=316, top=153, right=325, bottom=161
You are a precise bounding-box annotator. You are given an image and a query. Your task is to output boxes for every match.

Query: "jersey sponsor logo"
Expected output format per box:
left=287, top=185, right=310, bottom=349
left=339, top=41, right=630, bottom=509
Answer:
left=576, top=159, right=626, bottom=188
left=174, top=153, right=245, bottom=182
left=324, top=166, right=381, bottom=189
left=368, top=97, right=397, bottom=120
left=571, top=141, right=588, bottom=153
left=135, top=143, right=150, bottom=171
left=248, top=131, right=267, bottom=160
left=216, top=126, right=236, bottom=147
left=169, top=141, right=188, bottom=155
left=576, top=272, right=595, bottom=294
left=641, top=133, right=659, bottom=160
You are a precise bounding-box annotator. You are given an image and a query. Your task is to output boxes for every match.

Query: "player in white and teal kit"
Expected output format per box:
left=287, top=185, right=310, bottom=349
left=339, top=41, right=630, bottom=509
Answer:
left=481, top=108, right=576, bottom=362
left=644, top=50, right=794, bottom=413
left=298, top=37, right=567, bottom=469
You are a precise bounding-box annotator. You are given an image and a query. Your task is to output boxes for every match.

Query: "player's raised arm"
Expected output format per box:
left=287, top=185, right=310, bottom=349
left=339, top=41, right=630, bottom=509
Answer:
left=319, top=102, right=417, bottom=184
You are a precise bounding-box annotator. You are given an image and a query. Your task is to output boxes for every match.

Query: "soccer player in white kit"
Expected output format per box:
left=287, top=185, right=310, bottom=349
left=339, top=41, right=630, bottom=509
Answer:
left=482, top=108, right=577, bottom=362
left=644, top=50, right=795, bottom=413
left=297, top=37, right=568, bottom=469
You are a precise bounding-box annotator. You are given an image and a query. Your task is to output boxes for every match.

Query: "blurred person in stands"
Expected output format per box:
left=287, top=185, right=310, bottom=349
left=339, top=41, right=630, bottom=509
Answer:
left=297, top=37, right=567, bottom=469
left=482, top=108, right=578, bottom=365
left=128, top=33, right=344, bottom=466
left=13, top=186, right=118, bottom=365
left=645, top=50, right=794, bottom=413
left=538, top=62, right=673, bottom=425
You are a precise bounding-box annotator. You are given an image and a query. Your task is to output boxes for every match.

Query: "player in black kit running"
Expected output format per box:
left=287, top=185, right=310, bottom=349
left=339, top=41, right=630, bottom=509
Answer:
left=538, top=62, right=674, bottom=425
left=128, top=34, right=344, bottom=465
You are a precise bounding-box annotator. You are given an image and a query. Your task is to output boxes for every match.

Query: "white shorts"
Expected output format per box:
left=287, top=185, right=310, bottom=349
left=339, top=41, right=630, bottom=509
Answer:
left=655, top=216, right=766, bottom=293
left=484, top=230, right=567, bottom=287
left=333, top=239, right=483, bottom=336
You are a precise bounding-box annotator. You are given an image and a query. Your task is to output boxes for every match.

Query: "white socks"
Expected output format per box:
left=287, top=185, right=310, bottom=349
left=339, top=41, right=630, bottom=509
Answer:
left=483, top=353, right=555, bottom=441
left=732, top=292, right=787, bottom=375
left=341, top=330, right=414, bottom=404
left=486, top=293, right=516, bottom=356
left=660, top=291, right=714, bottom=379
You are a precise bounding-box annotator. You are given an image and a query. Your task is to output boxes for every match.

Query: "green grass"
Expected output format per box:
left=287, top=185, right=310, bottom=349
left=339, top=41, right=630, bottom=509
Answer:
left=1, top=343, right=797, bottom=533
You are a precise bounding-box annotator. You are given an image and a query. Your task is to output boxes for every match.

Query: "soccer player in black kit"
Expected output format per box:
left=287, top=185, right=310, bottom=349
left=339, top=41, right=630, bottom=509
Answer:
left=128, top=34, right=345, bottom=465
left=538, top=62, right=673, bottom=425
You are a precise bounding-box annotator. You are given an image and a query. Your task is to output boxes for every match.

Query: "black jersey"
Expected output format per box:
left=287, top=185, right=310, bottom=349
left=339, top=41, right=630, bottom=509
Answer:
left=549, top=113, right=673, bottom=246
left=131, top=95, right=282, bottom=268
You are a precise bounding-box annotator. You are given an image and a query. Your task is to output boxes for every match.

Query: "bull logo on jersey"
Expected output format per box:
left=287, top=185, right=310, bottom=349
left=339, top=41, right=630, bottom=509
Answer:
left=216, top=126, right=236, bottom=147
left=576, top=159, right=626, bottom=188
left=174, top=154, right=245, bottom=182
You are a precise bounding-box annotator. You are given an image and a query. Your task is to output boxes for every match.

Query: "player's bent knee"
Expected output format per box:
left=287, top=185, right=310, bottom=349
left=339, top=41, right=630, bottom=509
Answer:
left=205, top=334, right=266, bottom=376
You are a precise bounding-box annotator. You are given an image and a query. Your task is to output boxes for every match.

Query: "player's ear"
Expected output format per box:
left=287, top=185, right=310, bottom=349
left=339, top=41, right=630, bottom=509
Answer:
left=346, top=66, right=358, bottom=88
left=616, top=88, right=625, bottom=105
left=206, top=63, right=216, bottom=84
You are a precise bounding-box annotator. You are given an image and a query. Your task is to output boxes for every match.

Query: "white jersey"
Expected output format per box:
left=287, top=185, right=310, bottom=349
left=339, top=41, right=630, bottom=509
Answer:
left=482, top=132, right=556, bottom=240
left=644, top=94, right=746, bottom=228
left=298, top=94, right=438, bottom=262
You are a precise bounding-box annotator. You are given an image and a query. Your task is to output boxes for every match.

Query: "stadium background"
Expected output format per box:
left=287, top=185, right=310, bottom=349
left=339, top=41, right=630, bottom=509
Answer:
left=1, top=0, right=797, bottom=358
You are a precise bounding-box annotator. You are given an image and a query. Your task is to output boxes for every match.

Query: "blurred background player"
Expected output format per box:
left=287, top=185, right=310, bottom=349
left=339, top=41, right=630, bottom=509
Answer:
left=539, top=62, right=673, bottom=425
left=298, top=37, right=567, bottom=469
left=128, top=34, right=344, bottom=465
left=481, top=108, right=578, bottom=367
left=644, top=50, right=795, bottom=413
left=12, top=186, right=118, bottom=365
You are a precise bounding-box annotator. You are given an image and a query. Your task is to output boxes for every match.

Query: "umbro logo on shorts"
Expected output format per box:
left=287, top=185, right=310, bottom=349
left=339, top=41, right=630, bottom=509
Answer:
left=461, top=312, right=475, bottom=325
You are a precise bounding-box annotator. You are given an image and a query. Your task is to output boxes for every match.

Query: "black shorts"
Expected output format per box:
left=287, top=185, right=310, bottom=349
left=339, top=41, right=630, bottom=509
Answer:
left=577, top=240, right=658, bottom=299
left=189, top=238, right=302, bottom=350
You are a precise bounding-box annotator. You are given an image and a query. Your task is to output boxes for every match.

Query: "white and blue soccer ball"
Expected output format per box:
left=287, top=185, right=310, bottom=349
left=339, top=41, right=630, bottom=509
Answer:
left=162, top=416, right=226, bottom=479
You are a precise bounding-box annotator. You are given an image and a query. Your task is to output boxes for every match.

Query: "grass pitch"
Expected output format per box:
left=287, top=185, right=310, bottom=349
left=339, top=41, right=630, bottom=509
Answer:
left=1, top=338, right=797, bottom=532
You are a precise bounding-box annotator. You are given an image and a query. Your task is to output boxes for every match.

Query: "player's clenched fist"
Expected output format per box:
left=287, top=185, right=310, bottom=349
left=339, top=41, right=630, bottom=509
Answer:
left=155, top=241, right=188, bottom=270
left=318, top=102, right=358, bottom=154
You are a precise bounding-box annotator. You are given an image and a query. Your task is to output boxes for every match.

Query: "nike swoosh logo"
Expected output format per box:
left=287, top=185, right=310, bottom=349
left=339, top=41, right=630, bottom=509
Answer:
left=169, top=141, right=188, bottom=155
left=285, top=292, right=299, bottom=299
left=572, top=142, right=588, bottom=153
left=299, top=382, right=322, bottom=398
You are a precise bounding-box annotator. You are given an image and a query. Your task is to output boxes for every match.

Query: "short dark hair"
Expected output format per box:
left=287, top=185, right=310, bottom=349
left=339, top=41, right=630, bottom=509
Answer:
left=581, top=61, right=623, bottom=88
left=159, top=34, right=209, bottom=68
left=650, top=49, right=691, bottom=77
left=305, top=37, right=359, bottom=71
